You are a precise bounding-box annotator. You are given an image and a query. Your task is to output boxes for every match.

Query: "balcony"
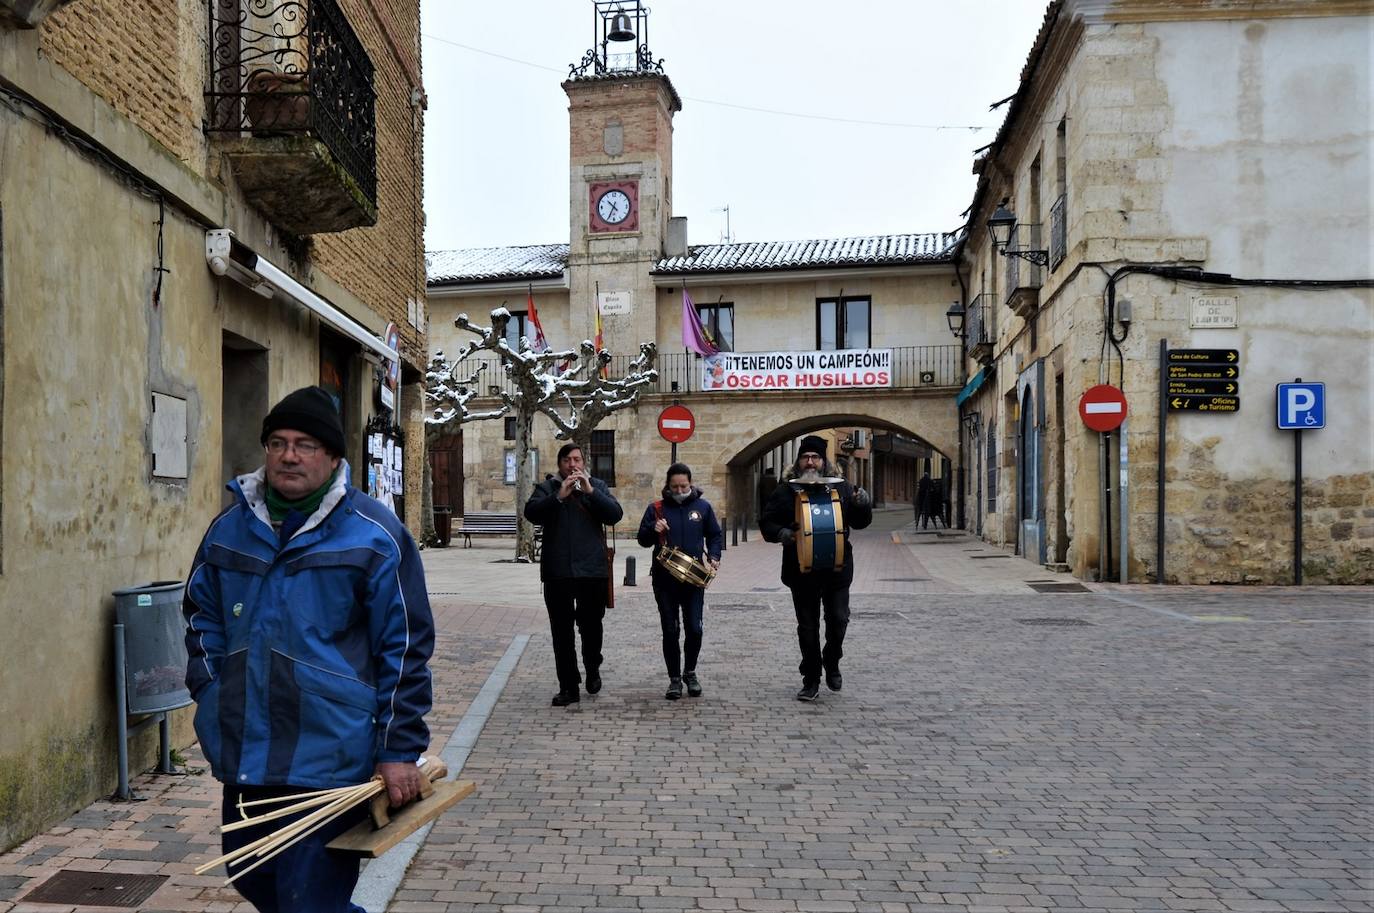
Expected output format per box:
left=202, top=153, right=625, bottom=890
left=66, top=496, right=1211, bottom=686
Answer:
left=205, top=0, right=377, bottom=235
left=1049, top=194, right=1066, bottom=270
left=1004, top=222, right=1044, bottom=319
left=0, top=0, right=77, bottom=28
left=964, top=295, right=994, bottom=366
left=460, top=345, right=961, bottom=400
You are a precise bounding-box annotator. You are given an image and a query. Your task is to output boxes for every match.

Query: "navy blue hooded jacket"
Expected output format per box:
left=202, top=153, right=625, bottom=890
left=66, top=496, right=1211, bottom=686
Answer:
left=636, top=486, right=724, bottom=582
left=182, top=462, right=434, bottom=789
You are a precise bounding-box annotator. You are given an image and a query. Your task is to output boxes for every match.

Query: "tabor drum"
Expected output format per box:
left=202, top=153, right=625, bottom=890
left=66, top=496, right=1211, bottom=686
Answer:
left=794, top=485, right=846, bottom=573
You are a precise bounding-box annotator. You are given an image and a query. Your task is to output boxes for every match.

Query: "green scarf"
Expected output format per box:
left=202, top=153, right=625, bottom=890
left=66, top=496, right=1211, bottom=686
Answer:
left=265, top=467, right=339, bottom=522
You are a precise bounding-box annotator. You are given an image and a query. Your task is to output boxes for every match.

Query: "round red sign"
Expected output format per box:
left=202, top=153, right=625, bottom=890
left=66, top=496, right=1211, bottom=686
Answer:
left=657, top=404, right=696, bottom=444
left=1079, top=384, right=1129, bottom=432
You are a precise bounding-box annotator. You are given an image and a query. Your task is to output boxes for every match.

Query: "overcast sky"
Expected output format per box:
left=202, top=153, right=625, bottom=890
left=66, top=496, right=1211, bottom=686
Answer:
left=420, top=1, right=1049, bottom=252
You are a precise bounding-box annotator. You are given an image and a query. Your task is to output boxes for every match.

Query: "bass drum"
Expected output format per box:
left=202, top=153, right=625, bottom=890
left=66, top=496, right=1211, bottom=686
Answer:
left=794, top=486, right=846, bottom=573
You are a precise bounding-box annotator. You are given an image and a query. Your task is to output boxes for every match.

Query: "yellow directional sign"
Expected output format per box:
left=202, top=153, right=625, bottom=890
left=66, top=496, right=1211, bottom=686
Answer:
left=1169, top=395, right=1240, bottom=413
left=1167, top=380, right=1238, bottom=396
left=1168, top=364, right=1239, bottom=380
left=1168, top=348, right=1239, bottom=363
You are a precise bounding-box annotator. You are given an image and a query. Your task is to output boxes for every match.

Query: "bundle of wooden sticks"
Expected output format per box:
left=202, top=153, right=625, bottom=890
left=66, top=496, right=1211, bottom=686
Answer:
left=197, top=754, right=472, bottom=883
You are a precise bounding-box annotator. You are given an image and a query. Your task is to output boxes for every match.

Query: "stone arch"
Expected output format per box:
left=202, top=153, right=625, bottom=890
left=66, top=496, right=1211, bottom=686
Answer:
left=677, top=391, right=958, bottom=527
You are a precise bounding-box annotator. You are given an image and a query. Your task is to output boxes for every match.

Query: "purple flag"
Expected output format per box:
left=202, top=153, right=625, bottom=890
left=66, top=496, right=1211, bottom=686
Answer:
left=681, top=288, right=719, bottom=357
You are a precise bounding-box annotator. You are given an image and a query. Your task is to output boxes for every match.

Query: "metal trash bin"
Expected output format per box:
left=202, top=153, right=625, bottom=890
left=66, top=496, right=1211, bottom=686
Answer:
left=111, top=580, right=190, bottom=798
left=433, top=506, right=453, bottom=547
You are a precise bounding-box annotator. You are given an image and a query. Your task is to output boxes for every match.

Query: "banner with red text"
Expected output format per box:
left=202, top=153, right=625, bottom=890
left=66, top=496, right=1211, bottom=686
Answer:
left=700, top=349, right=893, bottom=392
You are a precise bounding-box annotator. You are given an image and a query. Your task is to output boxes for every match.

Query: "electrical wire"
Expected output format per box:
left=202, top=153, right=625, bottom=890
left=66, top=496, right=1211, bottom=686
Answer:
left=419, top=32, right=993, bottom=131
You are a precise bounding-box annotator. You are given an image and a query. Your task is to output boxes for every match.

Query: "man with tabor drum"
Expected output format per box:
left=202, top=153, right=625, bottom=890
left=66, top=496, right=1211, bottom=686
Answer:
left=636, top=462, right=723, bottom=700
left=760, top=435, right=872, bottom=701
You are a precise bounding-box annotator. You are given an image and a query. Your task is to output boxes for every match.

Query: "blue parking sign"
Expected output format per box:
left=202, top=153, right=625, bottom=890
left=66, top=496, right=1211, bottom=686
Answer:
left=1276, top=383, right=1325, bottom=429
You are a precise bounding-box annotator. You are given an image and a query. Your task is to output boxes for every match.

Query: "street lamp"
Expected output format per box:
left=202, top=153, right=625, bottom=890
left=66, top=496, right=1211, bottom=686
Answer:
left=986, top=201, right=1049, bottom=267
left=945, top=301, right=965, bottom=338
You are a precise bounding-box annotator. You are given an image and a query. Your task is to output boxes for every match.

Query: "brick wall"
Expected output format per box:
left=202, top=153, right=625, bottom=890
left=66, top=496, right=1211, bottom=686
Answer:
left=38, top=0, right=426, bottom=369
left=311, top=0, right=427, bottom=368
left=40, top=0, right=204, bottom=164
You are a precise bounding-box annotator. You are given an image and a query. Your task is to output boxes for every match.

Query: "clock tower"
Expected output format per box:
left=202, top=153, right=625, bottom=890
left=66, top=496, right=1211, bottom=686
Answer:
left=563, top=1, right=681, bottom=354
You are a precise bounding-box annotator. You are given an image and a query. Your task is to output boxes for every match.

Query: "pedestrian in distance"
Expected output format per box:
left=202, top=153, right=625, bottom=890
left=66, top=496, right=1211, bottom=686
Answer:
left=916, top=471, right=935, bottom=529
left=760, top=435, right=873, bottom=702
left=182, top=385, right=435, bottom=913
left=524, top=442, right=624, bottom=706
left=636, top=462, right=723, bottom=700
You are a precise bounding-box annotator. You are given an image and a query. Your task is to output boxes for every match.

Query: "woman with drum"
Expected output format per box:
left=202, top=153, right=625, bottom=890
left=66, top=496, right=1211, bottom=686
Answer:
left=636, top=462, right=724, bottom=700
left=760, top=435, right=873, bottom=702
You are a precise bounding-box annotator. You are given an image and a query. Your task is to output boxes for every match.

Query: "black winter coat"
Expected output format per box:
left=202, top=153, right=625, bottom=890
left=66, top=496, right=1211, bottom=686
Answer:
left=759, top=478, right=872, bottom=588
left=524, top=475, right=623, bottom=581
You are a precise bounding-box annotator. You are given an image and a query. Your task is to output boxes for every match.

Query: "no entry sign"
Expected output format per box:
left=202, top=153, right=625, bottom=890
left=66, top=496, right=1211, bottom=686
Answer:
left=1079, top=384, right=1128, bottom=432
left=657, top=404, right=696, bottom=444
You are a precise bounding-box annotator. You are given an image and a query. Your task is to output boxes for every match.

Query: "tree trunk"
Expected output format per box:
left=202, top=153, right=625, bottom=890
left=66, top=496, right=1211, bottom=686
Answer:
left=420, top=424, right=438, bottom=545
left=514, top=407, right=538, bottom=562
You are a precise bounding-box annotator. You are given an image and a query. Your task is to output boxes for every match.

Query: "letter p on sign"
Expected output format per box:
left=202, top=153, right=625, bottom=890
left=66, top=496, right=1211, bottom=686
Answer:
left=1275, top=382, right=1325, bottom=430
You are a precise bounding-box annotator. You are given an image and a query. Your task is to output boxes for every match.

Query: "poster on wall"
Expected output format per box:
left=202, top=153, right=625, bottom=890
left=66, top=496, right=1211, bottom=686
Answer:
left=701, top=349, right=893, bottom=392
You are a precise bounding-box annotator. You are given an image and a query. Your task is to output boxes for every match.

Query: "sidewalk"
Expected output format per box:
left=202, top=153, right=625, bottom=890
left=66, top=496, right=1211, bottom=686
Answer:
left=2, top=508, right=1369, bottom=912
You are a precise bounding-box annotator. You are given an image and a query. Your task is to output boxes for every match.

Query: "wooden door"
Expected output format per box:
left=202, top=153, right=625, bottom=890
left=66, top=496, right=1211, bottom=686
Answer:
left=430, top=433, right=464, bottom=516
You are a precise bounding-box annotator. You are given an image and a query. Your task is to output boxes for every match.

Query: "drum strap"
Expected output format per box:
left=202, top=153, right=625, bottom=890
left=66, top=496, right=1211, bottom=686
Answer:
left=652, top=500, right=667, bottom=546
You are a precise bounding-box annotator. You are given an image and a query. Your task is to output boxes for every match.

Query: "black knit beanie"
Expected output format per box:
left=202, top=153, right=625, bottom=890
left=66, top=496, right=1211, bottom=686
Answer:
left=261, top=386, right=345, bottom=456
left=797, top=435, right=828, bottom=459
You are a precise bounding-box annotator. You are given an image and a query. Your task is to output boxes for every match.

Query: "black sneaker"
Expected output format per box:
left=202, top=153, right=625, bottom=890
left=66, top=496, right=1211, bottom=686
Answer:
left=585, top=673, right=602, bottom=694
left=825, top=670, right=842, bottom=692
left=551, top=688, right=579, bottom=707
left=683, top=671, right=702, bottom=697
left=665, top=678, right=683, bottom=700
left=796, top=682, right=820, bottom=702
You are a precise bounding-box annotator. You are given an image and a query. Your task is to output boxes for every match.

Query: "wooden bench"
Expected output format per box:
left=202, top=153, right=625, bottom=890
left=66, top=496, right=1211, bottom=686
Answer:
left=458, top=511, right=542, bottom=557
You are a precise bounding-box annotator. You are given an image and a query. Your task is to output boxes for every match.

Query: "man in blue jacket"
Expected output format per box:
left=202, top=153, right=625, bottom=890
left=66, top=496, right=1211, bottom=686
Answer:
left=524, top=442, right=623, bottom=706
left=183, top=386, right=434, bottom=913
left=637, top=462, right=723, bottom=700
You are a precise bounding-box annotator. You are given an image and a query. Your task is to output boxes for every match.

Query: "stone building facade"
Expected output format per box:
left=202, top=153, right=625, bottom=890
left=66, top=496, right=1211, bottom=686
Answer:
left=957, top=0, right=1373, bottom=584
left=0, top=0, right=428, bottom=848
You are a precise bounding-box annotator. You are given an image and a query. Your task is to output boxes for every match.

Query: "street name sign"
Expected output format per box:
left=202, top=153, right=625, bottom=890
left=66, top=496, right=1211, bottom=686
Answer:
left=1276, top=382, right=1325, bottom=429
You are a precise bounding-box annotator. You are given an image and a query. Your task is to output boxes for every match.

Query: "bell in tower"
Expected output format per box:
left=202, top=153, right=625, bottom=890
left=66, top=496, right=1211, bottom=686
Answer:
left=568, top=1, right=663, bottom=77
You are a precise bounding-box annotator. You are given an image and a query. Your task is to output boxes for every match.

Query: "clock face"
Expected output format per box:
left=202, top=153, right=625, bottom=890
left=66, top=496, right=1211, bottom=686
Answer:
left=597, top=189, right=631, bottom=224
left=588, top=180, right=638, bottom=232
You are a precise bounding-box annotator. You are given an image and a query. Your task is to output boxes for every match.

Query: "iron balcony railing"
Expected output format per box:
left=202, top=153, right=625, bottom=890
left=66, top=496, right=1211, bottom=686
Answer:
left=1004, top=222, right=1044, bottom=297
left=459, top=345, right=961, bottom=400
left=964, top=294, right=993, bottom=355
left=206, top=0, right=377, bottom=206
left=1049, top=194, right=1066, bottom=270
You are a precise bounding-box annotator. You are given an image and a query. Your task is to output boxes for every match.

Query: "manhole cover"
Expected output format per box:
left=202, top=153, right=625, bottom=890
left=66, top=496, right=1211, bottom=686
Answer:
left=881, top=577, right=928, bottom=582
left=1017, top=617, right=1093, bottom=626
left=23, top=871, right=167, bottom=907
left=1027, top=582, right=1092, bottom=593
left=715, top=603, right=769, bottom=612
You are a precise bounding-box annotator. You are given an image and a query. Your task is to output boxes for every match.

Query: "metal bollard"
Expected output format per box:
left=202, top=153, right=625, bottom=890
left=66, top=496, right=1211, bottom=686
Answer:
left=623, top=555, right=636, bottom=587
left=721, top=516, right=728, bottom=551
left=731, top=516, right=739, bottom=547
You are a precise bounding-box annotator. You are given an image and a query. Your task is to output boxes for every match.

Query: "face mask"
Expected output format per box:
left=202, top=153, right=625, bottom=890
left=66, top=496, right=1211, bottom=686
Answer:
left=670, top=490, right=690, bottom=503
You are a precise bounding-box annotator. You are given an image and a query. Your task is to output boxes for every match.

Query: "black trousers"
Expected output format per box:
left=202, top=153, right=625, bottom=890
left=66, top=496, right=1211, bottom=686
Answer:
left=789, top=582, right=850, bottom=684
left=544, top=577, right=606, bottom=689
left=653, top=576, right=705, bottom=679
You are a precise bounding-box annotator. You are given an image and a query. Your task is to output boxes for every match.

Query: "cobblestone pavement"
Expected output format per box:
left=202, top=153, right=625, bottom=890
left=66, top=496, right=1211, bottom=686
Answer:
left=2, top=508, right=1370, bottom=912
